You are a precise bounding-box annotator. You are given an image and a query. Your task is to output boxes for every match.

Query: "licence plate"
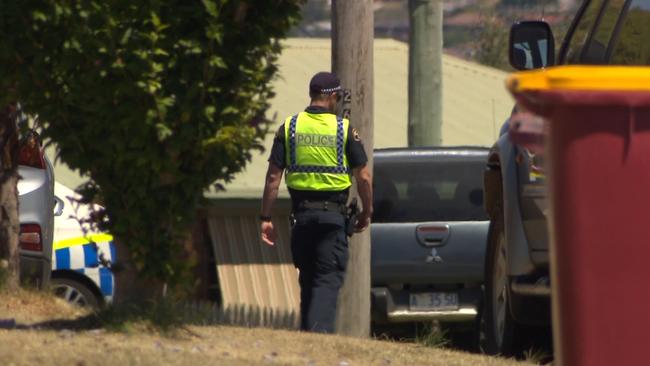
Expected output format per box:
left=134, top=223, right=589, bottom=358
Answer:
left=409, top=292, right=459, bottom=311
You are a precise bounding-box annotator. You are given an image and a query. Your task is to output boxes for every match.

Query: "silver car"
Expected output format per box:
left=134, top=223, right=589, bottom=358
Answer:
left=17, top=130, right=58, bottom=288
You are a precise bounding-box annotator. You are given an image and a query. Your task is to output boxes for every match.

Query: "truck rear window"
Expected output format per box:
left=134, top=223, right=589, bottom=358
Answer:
left=372, top=160, right=488, bottom=223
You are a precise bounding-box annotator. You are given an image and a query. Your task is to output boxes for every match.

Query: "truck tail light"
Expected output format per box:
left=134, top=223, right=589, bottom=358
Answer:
left=19, top=224, right=42, bottom=252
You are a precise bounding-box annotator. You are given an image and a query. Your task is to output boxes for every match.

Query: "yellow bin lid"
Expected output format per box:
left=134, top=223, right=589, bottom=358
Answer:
left=507, top=66, right=650, bottom=94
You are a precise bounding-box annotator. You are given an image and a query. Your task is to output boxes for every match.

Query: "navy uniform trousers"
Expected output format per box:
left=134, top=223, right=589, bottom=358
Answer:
left=290, top=208, right=349, bottom=333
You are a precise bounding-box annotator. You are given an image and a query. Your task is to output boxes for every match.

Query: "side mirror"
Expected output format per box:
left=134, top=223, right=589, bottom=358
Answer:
left=53, top=196, right=65, bottom=217
left=509, top=21, right=555, bottom=70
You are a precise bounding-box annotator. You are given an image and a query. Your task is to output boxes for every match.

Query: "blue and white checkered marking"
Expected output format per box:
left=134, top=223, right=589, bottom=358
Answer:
left=52, top=237, right=116, bottom=303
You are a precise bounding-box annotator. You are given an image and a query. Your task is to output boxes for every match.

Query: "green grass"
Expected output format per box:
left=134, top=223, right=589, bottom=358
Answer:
left=523, top=347, right=552, bottom=365
left=415, top=322, right=450, bottom=348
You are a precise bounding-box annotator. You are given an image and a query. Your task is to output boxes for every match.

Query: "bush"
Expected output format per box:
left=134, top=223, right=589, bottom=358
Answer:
left=0, top=0, right=303, bottom=286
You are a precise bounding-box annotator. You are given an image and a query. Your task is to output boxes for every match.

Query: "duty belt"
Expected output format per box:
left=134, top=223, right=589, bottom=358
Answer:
left=296, top=200, right=347, bottom=214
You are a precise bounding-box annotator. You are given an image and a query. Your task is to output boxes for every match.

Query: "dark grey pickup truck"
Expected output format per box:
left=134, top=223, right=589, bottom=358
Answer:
left=481, top=0, right=650, bottom=356
left=370, top=147, right=489, bottom=339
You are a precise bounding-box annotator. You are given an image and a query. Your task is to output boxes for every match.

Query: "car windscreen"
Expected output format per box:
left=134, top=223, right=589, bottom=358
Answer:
left=372, top=159, right=488, bottom=223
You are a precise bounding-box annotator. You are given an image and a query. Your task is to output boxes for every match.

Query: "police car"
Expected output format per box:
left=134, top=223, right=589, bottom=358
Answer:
left=50, top=182, right=115, bottom=308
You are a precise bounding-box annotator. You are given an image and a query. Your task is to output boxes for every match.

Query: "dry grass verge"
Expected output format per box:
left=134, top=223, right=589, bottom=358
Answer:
left=0, top=288, right=90, bottom=324
left=0, top=290, right=531, bottom=366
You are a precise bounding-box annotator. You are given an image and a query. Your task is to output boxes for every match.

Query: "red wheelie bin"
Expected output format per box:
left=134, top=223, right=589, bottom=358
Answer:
left=508, top=66, right=650, bottom=366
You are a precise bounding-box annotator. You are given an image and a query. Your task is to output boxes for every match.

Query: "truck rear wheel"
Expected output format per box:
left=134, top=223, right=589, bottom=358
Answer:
left=484, top=207, right=522, bottom=356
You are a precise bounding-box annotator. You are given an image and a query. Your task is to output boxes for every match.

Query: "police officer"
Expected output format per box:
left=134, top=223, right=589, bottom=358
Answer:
left=260, top=71, right=373, bottom=333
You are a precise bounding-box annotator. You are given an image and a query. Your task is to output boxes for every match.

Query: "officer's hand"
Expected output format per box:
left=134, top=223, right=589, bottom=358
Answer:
left=261, top=221, right=277, bottom=246
left=355, top=211, right=371, bottom=233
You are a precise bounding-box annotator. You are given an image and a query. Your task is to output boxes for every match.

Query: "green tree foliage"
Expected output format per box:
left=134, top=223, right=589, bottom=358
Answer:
left=0, top=1, right=303, bottom=285
left=610, top=7, right=650, bottom=65
left=474, top=12, right=511, bottom=71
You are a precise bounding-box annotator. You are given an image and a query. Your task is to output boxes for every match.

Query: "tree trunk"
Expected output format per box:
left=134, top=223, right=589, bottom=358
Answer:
left=112, top=227, right=197, bottom=305
left=0, top=104, right=20, bottom=289
left=112, top=238, right=165, bottom=305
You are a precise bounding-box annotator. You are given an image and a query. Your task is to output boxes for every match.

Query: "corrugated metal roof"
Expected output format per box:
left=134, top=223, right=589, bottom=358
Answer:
left=206, top=38, right=513, bottom=199
left=49, top=38, right=514, bottom=198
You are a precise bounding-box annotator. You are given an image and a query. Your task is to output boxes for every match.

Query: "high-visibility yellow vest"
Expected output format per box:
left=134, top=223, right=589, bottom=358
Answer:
left=284, top=112, right=352, bottom=191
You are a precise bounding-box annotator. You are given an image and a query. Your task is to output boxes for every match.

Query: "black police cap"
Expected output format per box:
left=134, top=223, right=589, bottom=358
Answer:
left=309, top=72, right=341, bottom=95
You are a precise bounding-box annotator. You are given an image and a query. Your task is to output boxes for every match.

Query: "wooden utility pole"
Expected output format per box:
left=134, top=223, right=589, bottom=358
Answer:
left=408, top=0, right=443, bottom=147
left=331, top=0, right=373, bottom=338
